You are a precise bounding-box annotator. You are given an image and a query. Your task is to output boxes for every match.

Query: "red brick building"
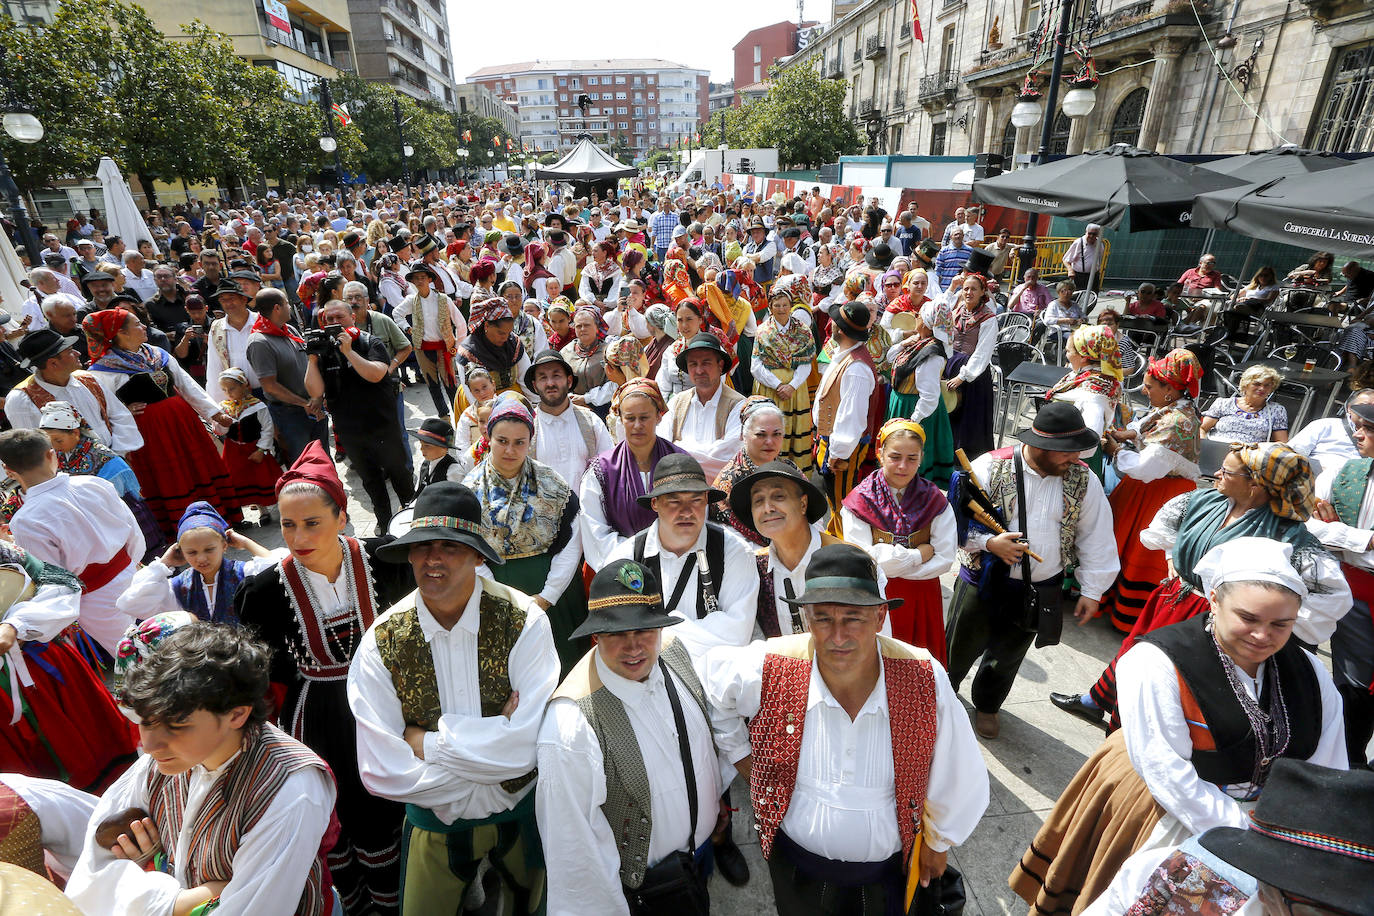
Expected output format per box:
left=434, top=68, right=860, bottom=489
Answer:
left=733, top=20, right=817, bottom=105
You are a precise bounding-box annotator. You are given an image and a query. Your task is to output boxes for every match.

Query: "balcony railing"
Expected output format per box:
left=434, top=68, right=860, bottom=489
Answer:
left=917, top=69, right=960, bottom=102
left=859, top=98, right=882, bottom=120
left=900, top=22, right=912, bottom=40
left=892, top=88, right=906, bottom=108
left=824, top=60, right=843, bottom=79
left=865, top=35, right=887, bottom=58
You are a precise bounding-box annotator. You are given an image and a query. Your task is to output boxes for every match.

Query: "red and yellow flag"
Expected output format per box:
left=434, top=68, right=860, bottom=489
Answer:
left=911, top=0, right=923, bottom=41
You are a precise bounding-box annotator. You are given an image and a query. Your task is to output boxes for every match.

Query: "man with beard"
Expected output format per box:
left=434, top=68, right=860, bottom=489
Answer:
left=526, top=350, right=612, bottom=490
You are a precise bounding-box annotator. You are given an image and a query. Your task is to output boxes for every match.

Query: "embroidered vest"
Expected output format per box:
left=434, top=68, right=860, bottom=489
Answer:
left=405, top=291, right=456, bottom=350
left=753, top=534, right=845, bottom=639
left=668, top=385, right=745, bottom=443
left=173, top=558, right=247, bottom=627
left=983, top=447, right=1088, bottom=568
left=550, top=637, right=710, bottom=888
left=15, top=372, right=110, bottom=433
left=749, top=634, right=938, bottom=863
left=145, top=723, right=331, bottom=916
left=0, top=781, right=43, bottom=874
left=815, top=347, right=876, bottom=439
left=280, top=537, right=377, bottom=682
left=1331, top=457, right=1373, bottom=526
left=373, top=580, right=536, bottom=795
left=532, top=404, right=602, bottom=470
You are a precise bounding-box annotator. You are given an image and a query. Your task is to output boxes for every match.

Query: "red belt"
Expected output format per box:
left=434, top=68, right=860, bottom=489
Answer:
left=80, top=549, right=134, bottom=593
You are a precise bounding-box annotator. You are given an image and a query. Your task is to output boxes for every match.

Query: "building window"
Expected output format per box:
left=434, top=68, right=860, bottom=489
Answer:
left=558, top=77, right=566, bottom=86
left=619, top=121, right=628, bottom=129
left=616, top=75, right=626, bottom=83
left=1001, top=118, right=1018, bottom=161
left=1021, top=0, right=1041, bottom=33
left=649, top=121, right=657, bottom=128
left=571, top=79, right=580, bottom=88
left=648, top=106, right=656, bottom=114
left=589, top=76, right=598, bottom=85
left=616, top=92, right=626, bottom=99
left=559, top=93, right=567, bottom=101
left=1049, top=111, right=1071, bottom=154
left=634, top=107, right=643, bottom=116
left=930, top=122, right=947, bottom=155
left=753, top=44, right=762, bottom=63
left=1309, top=39, right=1374, bottom=153
left=753, top=65, right=761, bottom=83
left=561, top=109, right=569, bottom=117
left=617, top=106, right=627, bottom=115
left=939, top=25, right=957, bottom=73
left=1109, top=87, right=1148, bottom=146
left=889, top=124, right=903, bottom=152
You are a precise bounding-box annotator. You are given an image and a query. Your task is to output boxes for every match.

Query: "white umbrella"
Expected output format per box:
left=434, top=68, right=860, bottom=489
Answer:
left=0, top=230, right=27, bottom=326
left=96, top=156, right=154, bottom=249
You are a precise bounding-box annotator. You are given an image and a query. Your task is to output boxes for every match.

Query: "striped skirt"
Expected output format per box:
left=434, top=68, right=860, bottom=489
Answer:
left=756, top=365, right=814, bottom=474
left=1099, top=475, right=1196, bottom=633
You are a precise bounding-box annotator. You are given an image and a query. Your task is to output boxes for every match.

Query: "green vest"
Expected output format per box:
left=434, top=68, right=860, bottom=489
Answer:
left=374, top=580, right=536, bottom=795
left=1332, top=457, right=1373, bottom=526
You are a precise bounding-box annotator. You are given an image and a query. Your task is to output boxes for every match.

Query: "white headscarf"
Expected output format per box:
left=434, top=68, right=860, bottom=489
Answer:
left=1195, top=537, right=1308, bottom=599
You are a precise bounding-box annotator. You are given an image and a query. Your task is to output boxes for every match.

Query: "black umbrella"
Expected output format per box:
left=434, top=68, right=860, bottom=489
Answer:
left=1196, top=145, right=1352, bottom=182
left=1191, top=157, right=1374, bottom=259
left=972, top=143, right=1249, bottom=232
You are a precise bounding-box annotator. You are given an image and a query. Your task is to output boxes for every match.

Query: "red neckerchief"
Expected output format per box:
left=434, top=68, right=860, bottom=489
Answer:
left=252, top=313, right=305, bottom=345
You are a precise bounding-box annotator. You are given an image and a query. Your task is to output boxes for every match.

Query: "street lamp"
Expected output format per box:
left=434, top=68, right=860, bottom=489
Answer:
left=0, top=47, right=42, bottom=264
left=486, top=148, right=495, bottom=181
left=457, top=148, right=469, bottom=182
left=1010, top=89, right=1044, bottom=129
left=318, top=78, right=343, bottom=191
left=393, top=97, right=413, bottom=198
left=318, top=136, right=337, bottom=154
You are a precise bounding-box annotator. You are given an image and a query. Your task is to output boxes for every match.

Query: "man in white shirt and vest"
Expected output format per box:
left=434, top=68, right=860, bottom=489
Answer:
left=526, top=349, right=613, bottom=490
left=536, top=559, right=726, bottom=915
left=706, top=543, right=989, bottom=915
left=203, top=278, right=262, bottom=403
left=6, top=329, right=143, bottom=455
left=813, top=300, right=878, bottom=533
left=347, top=482, right=560, bottom=913
left=945, top=402, right=1119, bottom=739
left=658, top=333, right=744, bottom=481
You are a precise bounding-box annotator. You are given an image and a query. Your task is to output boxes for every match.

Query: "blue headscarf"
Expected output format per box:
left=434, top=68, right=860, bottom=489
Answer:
left=177, top=501, right=229, bottom=540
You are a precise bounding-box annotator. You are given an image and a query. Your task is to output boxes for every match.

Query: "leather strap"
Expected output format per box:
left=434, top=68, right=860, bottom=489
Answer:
left=660, top=657, right=698, bottom=853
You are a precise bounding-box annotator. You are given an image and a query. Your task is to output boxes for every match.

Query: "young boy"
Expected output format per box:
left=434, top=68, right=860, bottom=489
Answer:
left=411, top=417, right=462, bottom=495
left=0, top=428, right=143, bottom=657
left=66, top=621, right=337, bottom=915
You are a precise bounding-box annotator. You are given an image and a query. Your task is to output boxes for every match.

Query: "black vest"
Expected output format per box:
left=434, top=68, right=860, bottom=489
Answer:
left=633, top=523, right=725, bottom=619
left=1141, top=614, right=1322, bottom=786
left=416, top=454, right=457, bottom=495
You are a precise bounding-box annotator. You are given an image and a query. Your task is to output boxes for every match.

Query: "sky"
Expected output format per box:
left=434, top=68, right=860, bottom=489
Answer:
left=449, top=0, right=824, bottom=84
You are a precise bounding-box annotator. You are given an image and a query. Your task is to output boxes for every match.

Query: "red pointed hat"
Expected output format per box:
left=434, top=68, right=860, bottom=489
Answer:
left=276, top=440, right=346, bottom=509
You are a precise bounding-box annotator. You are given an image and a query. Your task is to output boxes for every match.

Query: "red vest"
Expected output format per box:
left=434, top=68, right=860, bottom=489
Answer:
left=747, top=634, right=938, bottom=862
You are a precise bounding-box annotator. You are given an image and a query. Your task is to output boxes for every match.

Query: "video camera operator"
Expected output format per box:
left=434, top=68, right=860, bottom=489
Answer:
left=305, top=293, right=415, bottom=534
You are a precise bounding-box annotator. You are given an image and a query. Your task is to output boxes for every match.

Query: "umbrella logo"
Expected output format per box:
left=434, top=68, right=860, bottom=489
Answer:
left=1179, top=211, right=1192, bottom=223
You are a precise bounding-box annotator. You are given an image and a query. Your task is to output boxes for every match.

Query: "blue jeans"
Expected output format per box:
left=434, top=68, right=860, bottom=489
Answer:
left=268, top=401, right=329, bottom=466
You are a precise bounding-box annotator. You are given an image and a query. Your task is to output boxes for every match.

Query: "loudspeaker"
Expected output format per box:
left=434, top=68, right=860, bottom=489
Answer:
left=973, top=153, right=1005, bottom=180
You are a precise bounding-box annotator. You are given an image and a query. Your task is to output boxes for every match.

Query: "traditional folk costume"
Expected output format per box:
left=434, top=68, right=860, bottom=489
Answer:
left=1099, top=349, right=1203, bottom=633
left=234, top=446, right=403, bottom=914
left=1011, top=539, right=1348, bottom=916
left=463, top=400, right=587, bottom=674
left=705, top=546, right=989, bottom=915
left=1085, top=443, right=1349, bottom=722
left=0, top=773, right=97, bottom=880
left=411, top=418, right=464, bottom=497
left=659, top=333, right=745, bottom=481
left=885, top=302, right=954, bottom=484
left=83, top=308, right=239, bottom=536
left=709, top=398, right=787, bottom=547
left=348, top=484, right=560, bottom=914
left=813, top=303, right=880, bottom=535
left=456, top=296, right=531, bottom=413
left=559, top=306, right=615, bottom=416
left=842, top=421, right=957, bottom=662
left=394, top=271, right=464, bottom=413
left=945, top=406, right=1119, bottom=717
left=537, top=561, right=724, bottom=916
left=752, top=290, right=816, bottom=473
left=3, top=363, right=144, bottom=455
left=1045, top=324, right=1125, bottom=476
left=942, top=294, right=997, bottom=457
left=0, top=545, right=136, bottom=792
left=216, top=370, right=282, bottom=508
left=654, top=299, right=732, bottom=401
left=528, top=351, right=615, bottom=493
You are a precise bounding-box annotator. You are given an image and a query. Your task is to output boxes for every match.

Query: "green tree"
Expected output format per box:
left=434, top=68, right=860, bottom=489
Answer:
left=700, top=69, right=861, bottom=170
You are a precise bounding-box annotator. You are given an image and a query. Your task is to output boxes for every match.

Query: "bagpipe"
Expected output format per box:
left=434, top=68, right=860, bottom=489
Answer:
left=947, top=448, right=1041, bottom=565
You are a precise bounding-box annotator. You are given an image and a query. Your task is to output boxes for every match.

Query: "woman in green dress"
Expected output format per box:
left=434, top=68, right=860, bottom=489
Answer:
left=462, top=394, right=586, bottom=673
left=887, top=301, right=955, bottom=484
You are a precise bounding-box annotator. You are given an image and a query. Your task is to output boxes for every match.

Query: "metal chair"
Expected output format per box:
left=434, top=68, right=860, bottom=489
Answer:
left=996, top=311, right=1033, bottom=345
left=993, top=341, right=1044, bottom=443
left=1198, top=438, right=1232, bottom=481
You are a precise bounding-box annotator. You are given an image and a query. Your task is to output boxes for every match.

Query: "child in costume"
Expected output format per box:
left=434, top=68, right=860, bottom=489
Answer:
left=411, top=417, right=463, bottom=496
left=214, top=368, right=282, bottom=519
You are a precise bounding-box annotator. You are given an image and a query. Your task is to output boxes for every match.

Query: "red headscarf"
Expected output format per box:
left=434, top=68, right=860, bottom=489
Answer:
left=83, top=307, right=133, bottom=362
left=275, top=440, right=346, bottom=509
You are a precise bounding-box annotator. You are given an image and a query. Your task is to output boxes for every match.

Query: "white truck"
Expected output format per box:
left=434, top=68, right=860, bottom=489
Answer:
left=669, top=148, right=779, bottom=193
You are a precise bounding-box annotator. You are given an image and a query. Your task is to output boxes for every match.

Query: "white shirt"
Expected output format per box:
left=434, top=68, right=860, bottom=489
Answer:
left=812, top=343, right=876, bottom=462
left=1052, top=385, right=1111, bottom=461
left=534, top=404, right=614, bottom=501
left=11, top=474, right=143, bottom=655
left=755, top=529, right=891, bottom=640
left=547, top=247, right=576, bottom=287
left=4, top=374, right=144, bottom=454
left=393, top=292, right=467, bottom=344
left=1116, top=641, right=1347, bottom=847
left=577, top=462, right=648, bottom=572
left=658, top=385, right=744, bottom=481
left=604, top=306, right=648, bottom=339
left=843, top=502, right=957, bottom=583
left=654, top=357, right=690, bottom=401
left=1308, top=460, right=1374, bottom=572
left=122, top=267, right=158, bottom=301
left=347, top=582, right=559, bottom=824
left=204, top=312, right=260, bottom=403
left=706, top=642, right=988, bottom=861
left=66, top=748, right=334, bottom=916
left=117, top=554, right=283, bottom=620
left=1112, top=408, right=1202, bottom=483
left=537, top=644, right=724, bottom=916
left=607, top=523, right=759, bottom=666
left=1288, top=416, right=1358, bottom=483
left=963, top=447, right=1120, bottom=600
left=1, top=773, right=96, bottom=880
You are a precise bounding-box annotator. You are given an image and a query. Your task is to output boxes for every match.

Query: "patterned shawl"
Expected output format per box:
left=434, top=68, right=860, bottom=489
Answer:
left=843, top=468, right=948, bottom=537
left=754, top=310, right=815, bottom=371
left=462, top=456, right=571, bottom=559
left=1173, top=487, right=1322, bottom=591
left=1137, top=401, right=1202, bottom=464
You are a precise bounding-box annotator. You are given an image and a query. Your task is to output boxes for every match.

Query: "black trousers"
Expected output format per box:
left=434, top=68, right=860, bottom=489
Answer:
left=945, top=574, right=1045, bottom=714
left=334, top=425, right=415, bottom=529
left=768, top=831, right=903, bottom=916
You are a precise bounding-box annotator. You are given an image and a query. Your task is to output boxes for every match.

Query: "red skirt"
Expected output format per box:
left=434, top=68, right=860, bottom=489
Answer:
left=126, top=395, right=241, bottom=536
left=886, top=576, right=946, bottom=666
left=222, top=437, right=283, bottom=507
left=0, top=639, right=138, bottom=793
left=1101, top=475, right=1196, bottom=633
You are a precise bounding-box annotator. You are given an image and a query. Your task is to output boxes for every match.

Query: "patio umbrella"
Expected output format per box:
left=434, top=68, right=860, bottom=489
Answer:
left=971, top=143, right=1249, bottom=231
left=1195, top=144, right=1352, bottom=182
left=1191, top=156, right=1374, bottom=260
left=96, top=156, right=154, bottom=249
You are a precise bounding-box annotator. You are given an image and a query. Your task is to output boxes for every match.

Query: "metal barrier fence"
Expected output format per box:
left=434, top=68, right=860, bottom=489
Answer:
left=1002, top=237, right=1112, bottom=285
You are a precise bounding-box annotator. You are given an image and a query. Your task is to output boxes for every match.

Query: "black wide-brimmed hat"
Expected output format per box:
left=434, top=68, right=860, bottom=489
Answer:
left=570, top=559, right=680, bottom=639
left=635, top=453, right=726, bottom=508
left=543, top=212, right=569, bottom=228
left=500, top=234, right=526, bottom=259
left=524, top=348, right=576, bottom=389
left=341, top=230, right=364, bottom=250
left=17, top=328, right=80, bottom=369
left=410, top=417, right=455, bottom=449
left=781, top=542, right=901, bottom=610
left=1199, top=760, right=1374, bottom=916
left=827, top=299, right=871, bottom=342
left=915, top=239, right=940, bottom=263
left=674, top=331, right=730, bottom=372
left=405, top=262, right=439, bottom=284
left=1017, top=401, right=1099, bottom=452
left=375, top=481, right=503, bottom=566
left=209, top=278, right=249, bottom=303
left=413, top=234, right=439, bottom=257
left=729, top=460, right=829, bottom=535
left=964, top=247, right=995, bottom=276
left=865, top=241, right=896, bottom=270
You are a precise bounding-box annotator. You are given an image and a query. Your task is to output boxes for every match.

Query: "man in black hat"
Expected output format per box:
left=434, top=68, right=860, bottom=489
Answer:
left=1085, top=759, right=1374, bottom=916
left=500, top=234, right=527, bottom=292
left=742, top=217, right=777, bottom=288
left=945, top=400, right=1119, bottom=739
left=416, top=233, right=460, bottom=298
left=780, top=226, right=814, bottom=272
left=705, top=542, right=988, bottom=915
left=536, top=559, right=725, bottom=915
left=349, top=481, right=559, bottom=913
left=393, top=262, right=465, bottom=414
left=730, top=460, right=890, bottom=639
left=812, top=300, right=879, bottom=524
left=204, top=277, right=261, bottom=403
left=527, top=349, right=612, bottom=491
left=77, top=271, right=117, bottom=315
left=659, top=332, right=745, bottom=480
left=544, top=228, right=577, bottom=298
left=5, top=328, right=142, bottom=453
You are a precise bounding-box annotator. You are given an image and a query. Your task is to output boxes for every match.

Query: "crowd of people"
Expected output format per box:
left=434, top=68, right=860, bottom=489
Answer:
left=0, top=176, right=1369, bottom=916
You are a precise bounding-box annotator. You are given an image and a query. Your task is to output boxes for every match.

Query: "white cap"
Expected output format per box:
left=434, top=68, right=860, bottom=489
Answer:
left=1195, top=537, right=1307, bottom=599
left=38, top=400, right=81, bottom=431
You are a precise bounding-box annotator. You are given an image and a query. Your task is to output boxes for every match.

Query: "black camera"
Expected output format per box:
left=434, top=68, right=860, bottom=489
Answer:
left=304, top=325, right=343, bottom=357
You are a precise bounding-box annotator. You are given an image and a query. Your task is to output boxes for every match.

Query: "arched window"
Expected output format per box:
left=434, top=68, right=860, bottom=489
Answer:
left=1001, top=118, right=1018, bottom=162
left=1110, top=87, right=1149, bottom=147
left=1049, top=111, right=1071, bottom=155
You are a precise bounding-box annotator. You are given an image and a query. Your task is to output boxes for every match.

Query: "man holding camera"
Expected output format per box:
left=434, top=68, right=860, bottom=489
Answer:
left=305, top=299, right=414, bottom=534
left=247, top=288, right=327, bottom=465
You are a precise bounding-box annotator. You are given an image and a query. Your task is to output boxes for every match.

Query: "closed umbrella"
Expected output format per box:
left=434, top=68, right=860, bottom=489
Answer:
left=972, top=143, right=1248, bottom=231
left=0, top=230, right=26, bottom=323
left=96, top=156, right=154, bottom=249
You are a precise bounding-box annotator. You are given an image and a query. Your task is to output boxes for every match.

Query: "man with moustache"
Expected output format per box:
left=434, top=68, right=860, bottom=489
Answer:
left=526, top=350, right=613, bottom=489
left=659, top=333, right=744, bottom=481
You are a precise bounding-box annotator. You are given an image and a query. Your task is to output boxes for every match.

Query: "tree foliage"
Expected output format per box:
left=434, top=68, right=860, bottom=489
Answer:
left=700, top=68, right=862, bottom=169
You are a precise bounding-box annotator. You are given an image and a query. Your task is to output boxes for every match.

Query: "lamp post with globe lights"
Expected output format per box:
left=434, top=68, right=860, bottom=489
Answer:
left=318, top=78, right=344, bottom=191
left=457, top=148, right=469, bottom=182
left=0, top=48, right=42, bottom=263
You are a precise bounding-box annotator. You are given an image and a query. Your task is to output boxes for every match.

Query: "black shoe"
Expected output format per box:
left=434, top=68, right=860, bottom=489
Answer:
left=713, top=834, right=750, bottom=887
left=1050, top=691, right=1105, bottom=725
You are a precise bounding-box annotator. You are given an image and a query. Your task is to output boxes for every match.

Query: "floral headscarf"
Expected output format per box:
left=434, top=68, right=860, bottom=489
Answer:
left=605, top=335, right=647, bottom=379
left=1148, top=348, right=1204, bottom=399
left=1068, top=324, right=1124, bottom=382
left=1231, top=441, right=1316, bottom=522
left=113, top=612, right=198, bottom=696
left=469, top=295, right=513, bottom=331
left=612, top=377, right=667, bottom=416
left=571, top=304, right=609, bottom=358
